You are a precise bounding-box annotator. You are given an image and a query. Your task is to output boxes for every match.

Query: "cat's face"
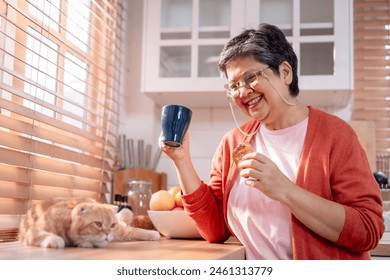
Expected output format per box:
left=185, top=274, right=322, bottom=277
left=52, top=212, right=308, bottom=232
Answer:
left=69, top=203, right=118, bottom=247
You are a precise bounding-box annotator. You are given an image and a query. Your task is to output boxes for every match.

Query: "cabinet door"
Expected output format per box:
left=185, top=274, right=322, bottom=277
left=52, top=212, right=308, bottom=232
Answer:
left=245, top=0, right=353, bottom=92
left=142, top=0, right=246, bottom=99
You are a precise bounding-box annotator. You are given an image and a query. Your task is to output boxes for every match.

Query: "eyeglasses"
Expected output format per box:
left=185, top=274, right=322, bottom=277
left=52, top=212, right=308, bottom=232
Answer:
left=224, top=66, right=270, bottom=98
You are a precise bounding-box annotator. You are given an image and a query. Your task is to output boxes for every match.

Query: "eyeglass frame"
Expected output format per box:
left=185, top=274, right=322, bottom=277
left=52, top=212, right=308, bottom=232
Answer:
left=224, top=66, right=270, bottom=98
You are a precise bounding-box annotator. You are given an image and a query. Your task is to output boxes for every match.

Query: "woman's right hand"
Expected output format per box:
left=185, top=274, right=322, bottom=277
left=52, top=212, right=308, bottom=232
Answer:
left=159, top=131, right=201, bottom=195
left=159, top=131, right=191, bottom=163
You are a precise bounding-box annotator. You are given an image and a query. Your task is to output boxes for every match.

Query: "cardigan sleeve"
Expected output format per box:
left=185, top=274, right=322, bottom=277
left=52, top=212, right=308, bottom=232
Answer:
left=293, top=108, right=384, bottom=258
left=329, top=127, right=384, bottom=251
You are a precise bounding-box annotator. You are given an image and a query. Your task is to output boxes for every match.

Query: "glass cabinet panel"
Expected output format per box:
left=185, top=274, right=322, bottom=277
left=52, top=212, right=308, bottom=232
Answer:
left=198, top=45, right=224, bottom=77
left=299, top=0, right=334, bottom=75
left=199, top=0, right=231, bottom=39
left=260, top=0, right=293, bottom=36
left=300, top=42, right=334, bottom=75
left=159, top=0, right=231, bottom=78
left=161, top=0, right=192, bottom=39
left=300, top=0, right=334, bottom=36
left=160, top=46, right=191, bottom=77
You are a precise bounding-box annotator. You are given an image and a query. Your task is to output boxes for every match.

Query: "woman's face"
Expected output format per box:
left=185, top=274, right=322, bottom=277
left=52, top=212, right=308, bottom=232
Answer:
left=225, top=56, right=294, bottom=125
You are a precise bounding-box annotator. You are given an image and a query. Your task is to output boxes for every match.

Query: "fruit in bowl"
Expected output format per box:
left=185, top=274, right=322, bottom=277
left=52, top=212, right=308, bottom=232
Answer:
left=147, top=188, right=202, bottom=239
left=149, top=190, right=176, bottom=211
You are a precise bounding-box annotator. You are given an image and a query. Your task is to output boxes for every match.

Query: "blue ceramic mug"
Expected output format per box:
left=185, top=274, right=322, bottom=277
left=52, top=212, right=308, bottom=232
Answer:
left=161, top=104, right=192, bottom=147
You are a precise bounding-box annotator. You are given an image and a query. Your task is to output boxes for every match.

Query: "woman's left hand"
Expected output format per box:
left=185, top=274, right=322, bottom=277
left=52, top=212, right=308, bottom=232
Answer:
left=237, top=152, right=294, bottom=202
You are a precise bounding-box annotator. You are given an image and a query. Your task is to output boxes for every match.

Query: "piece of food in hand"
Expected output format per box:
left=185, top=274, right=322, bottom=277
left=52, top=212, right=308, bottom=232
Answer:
left=149, top=190, right=176, bottom=211
left=232, top=142, right=253, bottom=167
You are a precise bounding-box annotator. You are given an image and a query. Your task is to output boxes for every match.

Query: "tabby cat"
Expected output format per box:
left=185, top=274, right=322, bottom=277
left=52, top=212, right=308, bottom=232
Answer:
left=18, top=197, right=160, bottom=248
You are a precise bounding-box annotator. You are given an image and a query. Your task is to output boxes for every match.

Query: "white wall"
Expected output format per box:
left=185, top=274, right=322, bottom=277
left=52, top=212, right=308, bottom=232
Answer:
left=119, top=1, right=352, bottom=190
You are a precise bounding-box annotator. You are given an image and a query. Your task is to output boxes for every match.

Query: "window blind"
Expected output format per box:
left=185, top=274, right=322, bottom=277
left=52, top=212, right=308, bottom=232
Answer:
left=352, top=0, right=390, bottom=155
left=0, top=0, right=124, bottom=242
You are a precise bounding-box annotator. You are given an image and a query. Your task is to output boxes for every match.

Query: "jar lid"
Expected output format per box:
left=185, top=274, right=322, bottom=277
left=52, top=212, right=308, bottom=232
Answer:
left=127, top=179, right=152, bottom=185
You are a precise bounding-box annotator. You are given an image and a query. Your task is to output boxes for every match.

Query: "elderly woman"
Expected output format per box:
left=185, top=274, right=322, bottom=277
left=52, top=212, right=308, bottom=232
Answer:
left=160, top=23, right=384, bottom=259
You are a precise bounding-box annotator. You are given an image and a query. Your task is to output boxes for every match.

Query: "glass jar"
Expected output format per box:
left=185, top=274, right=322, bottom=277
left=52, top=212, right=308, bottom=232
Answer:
left=127, top=179, right=154, bottom=229
left=127, top=179, right=152, bottom=216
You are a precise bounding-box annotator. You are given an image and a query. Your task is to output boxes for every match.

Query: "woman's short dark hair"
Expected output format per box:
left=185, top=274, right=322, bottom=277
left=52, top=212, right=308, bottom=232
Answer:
left=218, top=23, right=300, bottom=97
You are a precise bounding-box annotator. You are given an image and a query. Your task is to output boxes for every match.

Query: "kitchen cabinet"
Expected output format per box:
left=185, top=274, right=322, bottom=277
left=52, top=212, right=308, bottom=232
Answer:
left=142, top=0, right=353, bottom=108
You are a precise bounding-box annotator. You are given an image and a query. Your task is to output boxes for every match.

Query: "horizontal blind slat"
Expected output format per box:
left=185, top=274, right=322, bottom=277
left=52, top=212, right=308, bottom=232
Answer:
left=0, top=181, right=109, bottom=202
left=0, top=131, right=107, bottom=169
left=0, top=147, right=112, bottom=182
left=0, top=164, right=109, bottom=193
left=5, top=1, right=119, bottom=75
left=0, top=19, right=121, bottom=115
left=0, top=79, right=117, bottom=135
left=0, top=114, right=115, bottom=157
left=0, top=95, right=110, bottom=144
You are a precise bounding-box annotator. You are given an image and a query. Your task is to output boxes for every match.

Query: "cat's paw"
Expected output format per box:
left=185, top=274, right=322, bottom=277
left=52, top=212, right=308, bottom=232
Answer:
left=76, top=240, right=109, bottom=248
left=149, top=230, right=161, bottom=241
left=75, top=241, right=95, bottom=248
left=92, top=240, right=109, bottom=248
left=40, top=235, right=65, bottom=248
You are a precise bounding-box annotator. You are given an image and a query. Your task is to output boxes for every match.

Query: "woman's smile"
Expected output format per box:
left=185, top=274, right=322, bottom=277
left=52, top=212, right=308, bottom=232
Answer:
left=247, top=95, right=263, bottom=107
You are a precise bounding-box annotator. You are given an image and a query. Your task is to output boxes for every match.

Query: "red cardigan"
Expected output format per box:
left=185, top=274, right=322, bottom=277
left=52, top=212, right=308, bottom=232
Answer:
left=182, top=107, right=384, bottom=259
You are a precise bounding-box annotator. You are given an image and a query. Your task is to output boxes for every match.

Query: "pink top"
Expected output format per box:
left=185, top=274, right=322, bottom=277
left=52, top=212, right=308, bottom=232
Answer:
left=227, top=118, right=308, bottom=259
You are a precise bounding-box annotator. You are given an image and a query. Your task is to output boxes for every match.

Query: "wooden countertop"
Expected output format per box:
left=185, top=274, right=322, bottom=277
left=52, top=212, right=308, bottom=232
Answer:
left=3, top=232, right=387, bottom=260
left=0, top=237, right=245, bottom=260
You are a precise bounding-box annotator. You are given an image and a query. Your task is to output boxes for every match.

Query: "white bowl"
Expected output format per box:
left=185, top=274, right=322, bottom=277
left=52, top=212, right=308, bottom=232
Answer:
left=147, top=210, right=203, bottom=239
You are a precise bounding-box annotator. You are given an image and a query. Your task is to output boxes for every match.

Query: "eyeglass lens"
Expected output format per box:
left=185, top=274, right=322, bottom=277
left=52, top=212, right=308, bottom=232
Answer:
left=225, top=71, right=262, bottom=98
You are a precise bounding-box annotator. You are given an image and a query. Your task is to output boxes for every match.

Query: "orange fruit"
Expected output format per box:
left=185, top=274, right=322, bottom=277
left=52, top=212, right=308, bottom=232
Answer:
left=149, top=190, right=175, bottom=211
left=168, top=186, right=181, bottom=197
left=174, top=191, right=183, bottom=207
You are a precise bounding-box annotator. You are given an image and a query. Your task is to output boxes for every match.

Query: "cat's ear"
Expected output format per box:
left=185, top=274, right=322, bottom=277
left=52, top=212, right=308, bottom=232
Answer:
left=77, top=204, right=91, bottom=216
left=107, top=204, right=117, bottom=213
left=99, top=204, right=117, bottom=213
